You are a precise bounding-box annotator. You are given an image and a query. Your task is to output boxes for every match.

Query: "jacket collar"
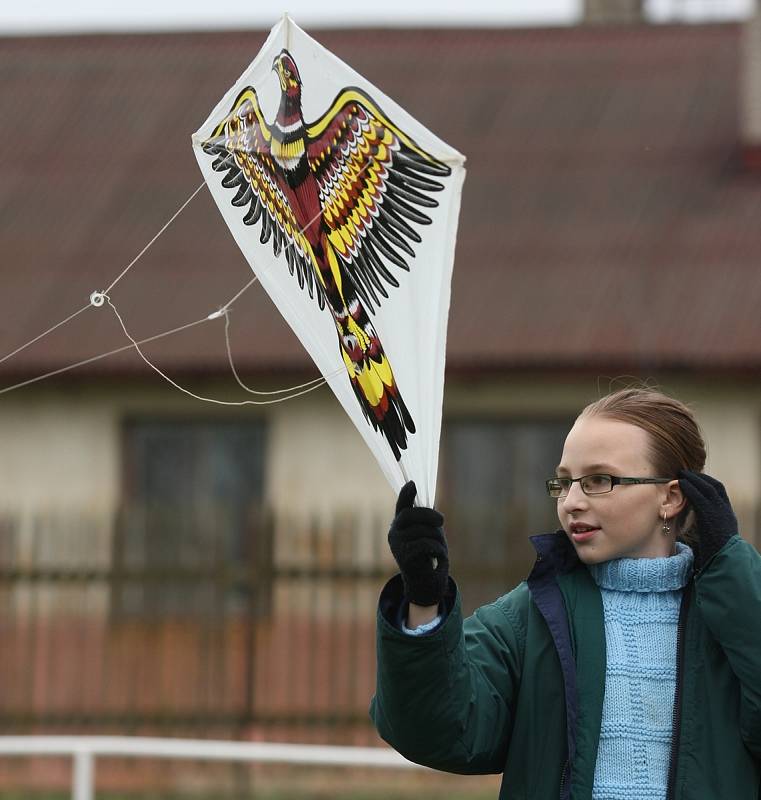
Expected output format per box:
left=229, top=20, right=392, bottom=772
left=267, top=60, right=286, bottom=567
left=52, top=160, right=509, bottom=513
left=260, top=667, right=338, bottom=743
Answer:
left=529, top=529, right=581, bottom=577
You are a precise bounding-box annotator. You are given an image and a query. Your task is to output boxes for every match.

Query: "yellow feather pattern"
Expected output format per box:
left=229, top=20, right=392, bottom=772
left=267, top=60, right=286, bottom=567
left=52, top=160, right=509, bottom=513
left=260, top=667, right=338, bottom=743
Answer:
left=373, top=354, right=394, bottom=388
left=328, top=228, right=347, bottom=256
left=357, top=364, right=383, bottom=406
left=340, top=222, right=355, bottom=248
left=306, top=89, right=437, bottom=163
left=346, top=316, right=369, bottom=349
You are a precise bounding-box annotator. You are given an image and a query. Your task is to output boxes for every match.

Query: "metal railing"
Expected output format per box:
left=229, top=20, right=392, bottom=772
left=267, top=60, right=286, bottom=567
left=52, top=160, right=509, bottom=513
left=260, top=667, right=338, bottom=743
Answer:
left=0, top=736, right=426, bottom=800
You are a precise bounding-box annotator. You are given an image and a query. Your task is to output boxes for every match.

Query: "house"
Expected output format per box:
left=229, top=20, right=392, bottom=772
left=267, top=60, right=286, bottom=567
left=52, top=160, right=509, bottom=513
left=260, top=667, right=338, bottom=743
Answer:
left=0, top=16, right=760, bottom=757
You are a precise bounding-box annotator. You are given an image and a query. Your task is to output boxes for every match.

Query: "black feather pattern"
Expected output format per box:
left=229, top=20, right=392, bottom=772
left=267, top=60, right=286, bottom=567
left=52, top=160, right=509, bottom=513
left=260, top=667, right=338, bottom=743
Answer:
left=382, top=194, right=432, bottom=227
left=377, top=201, right=421, bottom=243
left=394, top=150, right=450, bottom=177
left=232, top=184, right=253, bottom=207
left=242, top=197, right=262, bottom=226
left=203, top=138, right=322, bottom=308
left=362, top=239, right=401, bottom=286
left=375, top=205, right=416, bottom=256
left=367, top=227, right=409, bottom=271
left=259, top=211, right=272, bottom=245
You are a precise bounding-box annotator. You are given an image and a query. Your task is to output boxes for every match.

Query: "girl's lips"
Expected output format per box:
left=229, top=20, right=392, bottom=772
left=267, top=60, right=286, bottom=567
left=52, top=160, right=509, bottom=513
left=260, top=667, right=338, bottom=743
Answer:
left=571, top=528, right=599, bottom=543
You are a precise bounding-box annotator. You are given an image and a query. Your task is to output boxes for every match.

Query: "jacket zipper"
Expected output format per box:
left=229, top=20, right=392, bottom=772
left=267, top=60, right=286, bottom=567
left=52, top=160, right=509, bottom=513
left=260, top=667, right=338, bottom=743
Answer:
left=559, top=757, right=570, bottom=799
left=665, top=580, right=692, bottom=800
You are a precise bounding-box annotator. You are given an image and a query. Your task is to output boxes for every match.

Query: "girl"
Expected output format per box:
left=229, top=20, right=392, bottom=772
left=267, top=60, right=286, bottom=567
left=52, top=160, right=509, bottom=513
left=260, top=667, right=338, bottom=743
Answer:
left=370, top=388, right=761, bottom=799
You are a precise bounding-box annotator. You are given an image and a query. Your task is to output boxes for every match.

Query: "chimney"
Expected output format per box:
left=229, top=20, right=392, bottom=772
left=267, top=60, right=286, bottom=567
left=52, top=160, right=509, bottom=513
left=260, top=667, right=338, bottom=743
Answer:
left=741, top=0, right=761, bottom=169
left=583, top=0, right=645, bottom=24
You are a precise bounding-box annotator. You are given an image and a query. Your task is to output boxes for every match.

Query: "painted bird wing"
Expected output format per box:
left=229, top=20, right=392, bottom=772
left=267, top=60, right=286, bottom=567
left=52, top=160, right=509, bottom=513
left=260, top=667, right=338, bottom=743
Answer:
left=202, top=87, right=324, bottom=306
left=306, top=88, right=451, bottom=314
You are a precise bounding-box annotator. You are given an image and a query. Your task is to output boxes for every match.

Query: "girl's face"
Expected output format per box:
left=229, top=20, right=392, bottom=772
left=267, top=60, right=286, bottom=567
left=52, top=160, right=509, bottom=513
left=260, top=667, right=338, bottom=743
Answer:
left=555, top=414, right=686, bottom=562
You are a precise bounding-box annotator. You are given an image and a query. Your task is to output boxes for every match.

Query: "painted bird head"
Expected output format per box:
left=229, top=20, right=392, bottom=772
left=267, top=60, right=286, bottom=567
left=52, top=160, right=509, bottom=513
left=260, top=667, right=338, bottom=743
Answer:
left=273, top=51, right=302, bottom=95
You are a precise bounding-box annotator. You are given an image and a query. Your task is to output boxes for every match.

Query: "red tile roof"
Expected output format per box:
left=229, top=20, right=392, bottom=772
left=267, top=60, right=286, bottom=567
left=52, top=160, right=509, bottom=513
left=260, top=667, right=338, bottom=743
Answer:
left=1, top=24, right=760, bottom=382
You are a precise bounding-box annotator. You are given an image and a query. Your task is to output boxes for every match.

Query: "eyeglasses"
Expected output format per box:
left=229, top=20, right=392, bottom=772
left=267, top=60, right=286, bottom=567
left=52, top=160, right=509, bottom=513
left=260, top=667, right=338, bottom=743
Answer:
left=545, top=474, right=672, bottom=498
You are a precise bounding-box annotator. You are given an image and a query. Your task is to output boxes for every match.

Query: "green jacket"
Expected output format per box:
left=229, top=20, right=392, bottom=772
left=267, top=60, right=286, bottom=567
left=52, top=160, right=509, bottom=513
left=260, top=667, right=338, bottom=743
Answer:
left=370, top=532, right=761, bottom=799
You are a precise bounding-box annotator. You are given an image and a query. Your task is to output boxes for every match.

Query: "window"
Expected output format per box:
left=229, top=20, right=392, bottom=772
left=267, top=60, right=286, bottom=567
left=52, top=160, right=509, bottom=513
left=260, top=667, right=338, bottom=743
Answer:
left=439, top=418, right=571, bottom=612
left=115, top=419, right=268, bottom=617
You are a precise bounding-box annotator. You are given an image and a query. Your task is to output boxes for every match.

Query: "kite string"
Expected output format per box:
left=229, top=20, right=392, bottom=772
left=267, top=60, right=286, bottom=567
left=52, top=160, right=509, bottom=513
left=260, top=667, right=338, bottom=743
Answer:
left=0, top=302, right=341, bottom=399
left=0, top=303, right=92, bottom=367
left=104, top=295, right=339, bottom=406
left=218, top=273, right=261, bottom=312
left=0, top=315, right=211, bottom=397
left=102, top=181, right=207, bottom=296
left=221, top=309, right=329, bottom=395
left=206, top=273, right=333, bottom=396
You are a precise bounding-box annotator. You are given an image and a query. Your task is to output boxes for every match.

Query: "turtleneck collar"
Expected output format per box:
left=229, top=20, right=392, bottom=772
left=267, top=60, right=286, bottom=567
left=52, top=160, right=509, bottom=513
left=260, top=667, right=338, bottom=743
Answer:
left=586, top=541, right=693, bottom=592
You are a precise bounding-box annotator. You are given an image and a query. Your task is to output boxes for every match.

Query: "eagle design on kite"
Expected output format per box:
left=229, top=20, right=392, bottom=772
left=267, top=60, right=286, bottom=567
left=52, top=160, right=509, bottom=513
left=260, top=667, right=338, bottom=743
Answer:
left=203, top=50, right=452, bottom=461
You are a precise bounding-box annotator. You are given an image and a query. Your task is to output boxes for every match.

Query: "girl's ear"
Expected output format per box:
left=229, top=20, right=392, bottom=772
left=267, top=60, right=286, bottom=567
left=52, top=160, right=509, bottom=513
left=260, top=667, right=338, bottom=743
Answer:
left=663, top=479, right=686, bottom=517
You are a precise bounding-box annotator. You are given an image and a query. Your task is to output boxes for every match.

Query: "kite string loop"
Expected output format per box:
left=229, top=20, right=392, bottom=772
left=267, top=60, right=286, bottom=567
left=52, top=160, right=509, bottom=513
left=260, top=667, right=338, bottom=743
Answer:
left=104, top=295, right=338, bottom=406
left=220, top=309, right=332, bottom=395
left=205, top=276, right=328, bottom=395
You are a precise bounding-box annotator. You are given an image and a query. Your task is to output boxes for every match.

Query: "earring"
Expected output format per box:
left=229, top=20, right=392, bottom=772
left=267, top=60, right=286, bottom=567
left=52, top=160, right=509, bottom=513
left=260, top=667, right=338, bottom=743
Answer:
left=662, top=511, right=671, bottom=536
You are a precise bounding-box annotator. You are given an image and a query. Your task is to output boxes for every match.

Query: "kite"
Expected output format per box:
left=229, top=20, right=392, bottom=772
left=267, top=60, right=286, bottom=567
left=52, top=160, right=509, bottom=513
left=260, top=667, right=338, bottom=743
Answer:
left=192, top=16, right=465, bottom=505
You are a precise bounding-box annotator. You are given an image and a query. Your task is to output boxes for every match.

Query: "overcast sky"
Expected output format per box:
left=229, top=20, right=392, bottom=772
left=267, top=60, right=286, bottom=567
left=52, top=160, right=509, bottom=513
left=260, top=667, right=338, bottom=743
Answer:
left=0, top=0, right=754, bottom=35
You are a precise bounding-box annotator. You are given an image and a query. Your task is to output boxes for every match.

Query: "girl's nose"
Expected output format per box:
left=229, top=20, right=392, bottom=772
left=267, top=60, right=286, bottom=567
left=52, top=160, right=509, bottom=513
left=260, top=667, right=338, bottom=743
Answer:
left=561, top=481, right=589, bottom=512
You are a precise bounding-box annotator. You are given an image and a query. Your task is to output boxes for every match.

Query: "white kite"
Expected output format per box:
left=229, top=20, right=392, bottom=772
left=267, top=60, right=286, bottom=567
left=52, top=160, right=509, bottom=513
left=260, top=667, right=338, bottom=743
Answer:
left=192, top=15, right=465, bottom=505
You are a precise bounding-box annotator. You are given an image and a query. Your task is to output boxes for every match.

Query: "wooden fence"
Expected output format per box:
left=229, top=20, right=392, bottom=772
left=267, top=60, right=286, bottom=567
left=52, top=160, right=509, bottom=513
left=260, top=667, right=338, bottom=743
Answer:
left=0, top=506, right=395, bottom=746
left=1, top=500, right=754, bottom=742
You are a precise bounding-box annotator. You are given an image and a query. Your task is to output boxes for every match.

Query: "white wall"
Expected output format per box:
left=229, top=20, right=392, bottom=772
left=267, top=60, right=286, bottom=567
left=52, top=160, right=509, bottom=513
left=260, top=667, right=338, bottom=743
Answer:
left=0, top=389, right=118, bottom=512
left=0, top=373, right=758, bottom=545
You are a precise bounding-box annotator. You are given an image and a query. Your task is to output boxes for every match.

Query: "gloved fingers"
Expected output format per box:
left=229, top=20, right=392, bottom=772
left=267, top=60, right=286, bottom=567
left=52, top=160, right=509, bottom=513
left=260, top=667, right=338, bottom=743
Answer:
left=389, top=530, right=447, bottom=561
left=678, top=469, right=721, bottom=509
left=394, top=506, right=444, bottom=531
left=389, top=531, right=447, bottom=559
left=403, top=546, right=449, bottom=573
left=694, top=472, right=731, bottom=506
left=395, top=480, right=417, bottom=515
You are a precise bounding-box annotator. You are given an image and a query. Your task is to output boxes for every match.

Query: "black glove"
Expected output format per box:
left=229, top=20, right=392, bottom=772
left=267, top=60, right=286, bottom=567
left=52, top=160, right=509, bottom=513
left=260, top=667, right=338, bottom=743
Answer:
left=387, top=480, right=449, bottom=607
left=677, top=470, right=738, bottom=573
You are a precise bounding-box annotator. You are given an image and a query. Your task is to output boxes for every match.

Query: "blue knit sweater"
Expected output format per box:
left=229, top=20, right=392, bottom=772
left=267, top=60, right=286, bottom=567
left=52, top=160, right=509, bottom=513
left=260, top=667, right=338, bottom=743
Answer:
left=402, top=542, right=694, bottom=798
left=585, top=541, right=694, bottom=800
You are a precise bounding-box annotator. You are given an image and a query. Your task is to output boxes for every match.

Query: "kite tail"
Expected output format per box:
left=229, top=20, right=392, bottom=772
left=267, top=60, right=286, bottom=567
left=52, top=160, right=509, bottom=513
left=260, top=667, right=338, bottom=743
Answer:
left=334, top=294, right=415, bottom=462
left=315, top=234, right=415, bottom=461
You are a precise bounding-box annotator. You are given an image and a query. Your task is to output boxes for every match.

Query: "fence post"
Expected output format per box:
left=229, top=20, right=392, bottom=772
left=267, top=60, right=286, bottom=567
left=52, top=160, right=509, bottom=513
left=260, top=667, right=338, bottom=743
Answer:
left=72, top=750, right=94, bottom=800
